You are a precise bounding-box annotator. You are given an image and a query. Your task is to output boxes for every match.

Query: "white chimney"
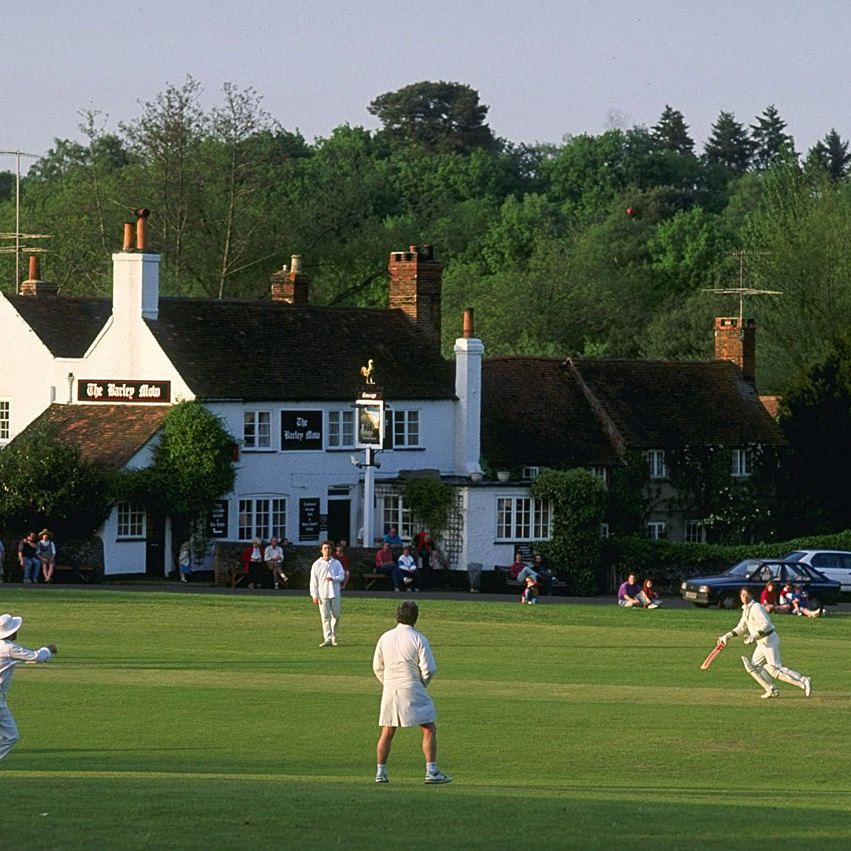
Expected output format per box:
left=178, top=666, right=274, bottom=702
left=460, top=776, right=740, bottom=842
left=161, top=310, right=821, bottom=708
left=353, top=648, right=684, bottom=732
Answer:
left=454, top=308, right=484, bottom=476
left=112, top=210, right=159, bottom=321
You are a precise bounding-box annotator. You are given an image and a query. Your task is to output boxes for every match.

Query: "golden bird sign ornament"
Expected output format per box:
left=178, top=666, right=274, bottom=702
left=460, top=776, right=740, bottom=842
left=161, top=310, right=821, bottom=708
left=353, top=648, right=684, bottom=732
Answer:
left=360, top=359, right=376, bottom=384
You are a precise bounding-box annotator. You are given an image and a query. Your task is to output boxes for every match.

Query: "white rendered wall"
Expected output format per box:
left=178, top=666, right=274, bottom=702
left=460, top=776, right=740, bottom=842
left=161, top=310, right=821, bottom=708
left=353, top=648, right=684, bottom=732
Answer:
left=461, top=484, right=533, bottom=571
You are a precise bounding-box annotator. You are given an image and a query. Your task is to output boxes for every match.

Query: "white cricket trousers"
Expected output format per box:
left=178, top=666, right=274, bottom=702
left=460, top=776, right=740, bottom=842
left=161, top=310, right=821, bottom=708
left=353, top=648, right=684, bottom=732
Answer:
left=318, top=597, right=341, bottom=642
left=0, top=701, right=20, bottom=761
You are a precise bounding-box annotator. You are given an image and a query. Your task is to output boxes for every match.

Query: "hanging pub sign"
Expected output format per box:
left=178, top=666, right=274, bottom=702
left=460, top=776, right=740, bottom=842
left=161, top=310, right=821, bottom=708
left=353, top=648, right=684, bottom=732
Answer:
left=299, top=497, right=321, bottom=541
left=208, top=500, right=229, bottom=538
left=77, top=380, right=171, bottom=403
left=356, top=391, right=384, bottom=448
left=280, top=410, right=323, bottom=450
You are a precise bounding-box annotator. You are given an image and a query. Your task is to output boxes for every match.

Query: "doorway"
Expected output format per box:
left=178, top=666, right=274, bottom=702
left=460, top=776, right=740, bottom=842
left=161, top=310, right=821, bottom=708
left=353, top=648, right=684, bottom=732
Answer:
left=146, top=512, right=166, bottom=577
left=327, top=499, right=351, bottom=545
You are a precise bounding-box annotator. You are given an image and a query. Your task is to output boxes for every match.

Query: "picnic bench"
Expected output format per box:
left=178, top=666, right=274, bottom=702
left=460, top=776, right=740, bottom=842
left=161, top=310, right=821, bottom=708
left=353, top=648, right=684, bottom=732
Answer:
left=54, top=563, right=99, bottom=583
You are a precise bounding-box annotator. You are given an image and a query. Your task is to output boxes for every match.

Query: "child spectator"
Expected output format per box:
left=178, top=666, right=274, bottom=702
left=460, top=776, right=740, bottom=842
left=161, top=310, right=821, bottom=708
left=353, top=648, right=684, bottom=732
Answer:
left=638, top=578, right=661, bottom=608
left=521, top=576, right=539, bottom=605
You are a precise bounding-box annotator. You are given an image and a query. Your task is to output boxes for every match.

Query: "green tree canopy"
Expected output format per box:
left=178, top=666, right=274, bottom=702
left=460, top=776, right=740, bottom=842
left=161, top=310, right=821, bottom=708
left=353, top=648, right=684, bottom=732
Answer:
left=704, top=111, right=754, bottom=174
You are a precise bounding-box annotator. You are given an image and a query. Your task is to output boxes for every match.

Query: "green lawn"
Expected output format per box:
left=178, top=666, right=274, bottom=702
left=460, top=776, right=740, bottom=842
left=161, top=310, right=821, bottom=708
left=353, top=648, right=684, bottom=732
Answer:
left=1, top=590, right=849, bottom=849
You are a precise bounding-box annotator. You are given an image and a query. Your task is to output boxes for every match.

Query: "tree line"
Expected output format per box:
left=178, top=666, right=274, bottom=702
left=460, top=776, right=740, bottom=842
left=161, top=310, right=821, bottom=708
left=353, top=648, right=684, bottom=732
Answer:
left=3, top=79, right=851, bottom=536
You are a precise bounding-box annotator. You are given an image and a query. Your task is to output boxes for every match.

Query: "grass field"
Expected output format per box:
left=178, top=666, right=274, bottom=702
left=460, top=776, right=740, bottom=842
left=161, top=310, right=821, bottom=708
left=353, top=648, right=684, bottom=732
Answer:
left=1, top=589, right=849, bottom=850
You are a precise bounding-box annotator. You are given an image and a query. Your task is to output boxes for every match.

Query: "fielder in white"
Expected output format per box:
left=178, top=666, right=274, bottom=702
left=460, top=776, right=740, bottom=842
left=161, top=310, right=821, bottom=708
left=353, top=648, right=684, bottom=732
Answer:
left=1, top=613, right=57, bottom=762
left=309, top=541, right=346, bottom=647
left=718, top=587, right=811, bottom=699
left=373, top=601, right=452, bottom=784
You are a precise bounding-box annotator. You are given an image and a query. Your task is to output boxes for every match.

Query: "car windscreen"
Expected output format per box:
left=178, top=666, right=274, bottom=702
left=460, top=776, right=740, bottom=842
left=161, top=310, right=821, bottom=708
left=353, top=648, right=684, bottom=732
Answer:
left=726, top=560, right=760, bottom=577
left=747, top=563, right=782, bottom=582
left=783, top=551, right=804, bottom=561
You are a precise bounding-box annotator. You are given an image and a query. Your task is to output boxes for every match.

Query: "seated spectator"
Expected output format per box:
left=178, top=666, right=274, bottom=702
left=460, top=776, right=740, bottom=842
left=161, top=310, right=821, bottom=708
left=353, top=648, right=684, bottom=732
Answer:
left=383, top=527, right=404, bottom=547
left=521, top=576, right=539, bottom=604
left=638, top=578, right=661, bottom=608
left=178, top=541, right=191, bottom=583
left=790, top=585, right=824, bottom=618
left=509, top=550, right=538, bottom=583
left=776, top=582, right=795, bottom=614
left=760, top=580, right=779, bottom=612
left=531, top=553, right=556, bottom=594
left=335, top=543, right=350, bottom=589
left=242, top=538, right=266, bottom=589
left=19, top=531, right=40, bottom=584
left=36, top=529, right=57, bottom=584
left=617, top=573, right=642, bottom=607
left=265, top=536, right=288, bottom=589
left=397, top=545, right=419, bottom=591
left=375, top=542, right=402, bottom=592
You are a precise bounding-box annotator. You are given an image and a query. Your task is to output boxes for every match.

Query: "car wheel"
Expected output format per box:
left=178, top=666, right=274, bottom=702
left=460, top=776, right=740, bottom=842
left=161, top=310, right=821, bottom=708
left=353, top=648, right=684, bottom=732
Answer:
left=719, top=592, right=739, bottom=610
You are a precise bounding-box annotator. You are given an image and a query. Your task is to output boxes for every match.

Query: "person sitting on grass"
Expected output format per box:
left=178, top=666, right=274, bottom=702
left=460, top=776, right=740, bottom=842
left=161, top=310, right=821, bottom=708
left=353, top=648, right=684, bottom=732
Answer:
left=521, top=576, right=539, bottom=605
left=760, top=580, right=779, bottom=613
left=617, top=573, right=642, bottom=607
left=776, top=583, right=795, bottom=615
left=638, top=578, right=661, bottom=608
left=790, top=585, right=824, bottom=618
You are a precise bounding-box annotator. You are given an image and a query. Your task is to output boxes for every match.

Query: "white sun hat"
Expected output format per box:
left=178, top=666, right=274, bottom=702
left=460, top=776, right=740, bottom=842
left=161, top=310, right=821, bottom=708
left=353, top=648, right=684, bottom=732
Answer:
left=0, top=613, right=23, bottom=639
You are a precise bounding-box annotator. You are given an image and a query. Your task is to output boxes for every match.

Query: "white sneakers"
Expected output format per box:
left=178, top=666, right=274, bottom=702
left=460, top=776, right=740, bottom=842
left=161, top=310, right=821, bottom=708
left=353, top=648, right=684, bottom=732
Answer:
left=319, top=640, right=332, bottom=647
left=424, top=771, right=453, bottom=784
left=761, top=688, right=780, bottom=699
left=375, top=775, right=389, bottom=784
left=802, top=677, right=812, bottom=697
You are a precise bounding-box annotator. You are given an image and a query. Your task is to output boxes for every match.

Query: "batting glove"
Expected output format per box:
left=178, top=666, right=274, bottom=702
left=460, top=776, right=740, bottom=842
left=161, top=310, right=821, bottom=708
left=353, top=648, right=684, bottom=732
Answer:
left=743, top=635, right=756, bottom=645
left=717, top=634, right=728, bottom=646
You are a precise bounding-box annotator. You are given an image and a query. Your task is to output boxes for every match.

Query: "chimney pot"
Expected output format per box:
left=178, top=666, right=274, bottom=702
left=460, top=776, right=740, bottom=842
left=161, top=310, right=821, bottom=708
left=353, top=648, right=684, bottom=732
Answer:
left=409, top=244, right=419, bottom=254
left=463, top=307, right=475, bottom=339
left=123, top=223, right=134, bottom=251
left=28, top=255, right=40, bottom=281
left=135, top=212, right=148, bottom=252
left=290, top=254, right=303, bottom=275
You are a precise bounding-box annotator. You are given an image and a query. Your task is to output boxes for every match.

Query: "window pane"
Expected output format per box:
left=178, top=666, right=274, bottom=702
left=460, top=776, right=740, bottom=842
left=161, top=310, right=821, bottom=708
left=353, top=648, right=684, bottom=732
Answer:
left=255, top=499, right=270, bottom=540
left=243, top=412, right=256, bottom=448
left=258, top=412, right=271, bottom=447
left=238, top=500, right=253, bottom=540
left=0, top=400, right=9, bottom=440
left=407, top=411, right=419, bottom=446
left=497, top=498, right=512, bottom=539
left=342, top=411, right=355, bottom=446
left=271, top=499, right=286, bottom=539
left=329, top=411, right=341, bottom=447
left=515, top=498, right=531, bottom=539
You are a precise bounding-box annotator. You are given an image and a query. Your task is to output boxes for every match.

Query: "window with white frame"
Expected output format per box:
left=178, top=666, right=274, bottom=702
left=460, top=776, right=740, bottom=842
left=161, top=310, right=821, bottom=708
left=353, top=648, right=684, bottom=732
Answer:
left=731, top=448, right=753, bottom=478
left=685, top=520, right=705, bottom=543
left=381, top=494, right=413, bottom=541
left=238, top=498, right=287, bottom=541
left=328, top=409, right=355, bottom=448
left=117, top=502, right=145, bottom=539
left=589, top=466, right=608, bottom=488
left=646, top=521, right=667, bottom=540
left=243, top=411, right=272, bottom=450
left=522, top=466, right=540, bottom=481
left=0, top=399, right=8, bottom=441
left=599, top=522, right=610, bottom=539
left=497, top=497, right=553, bottom=541
left=647, top=450, right=667, bottom=479
left=389, top=409, right=419, bottom=448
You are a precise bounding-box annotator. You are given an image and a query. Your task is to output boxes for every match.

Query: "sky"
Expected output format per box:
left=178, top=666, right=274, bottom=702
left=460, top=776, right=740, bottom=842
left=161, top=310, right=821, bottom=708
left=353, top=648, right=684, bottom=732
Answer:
left=2, top=0, right=850, bottom=171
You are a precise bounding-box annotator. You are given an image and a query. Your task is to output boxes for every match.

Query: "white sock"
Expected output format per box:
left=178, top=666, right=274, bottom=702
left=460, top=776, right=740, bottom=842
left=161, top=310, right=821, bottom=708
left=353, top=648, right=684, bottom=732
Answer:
left=426, top=762, right=437, bottom=775
left=376, top=763, right=387, bottom=777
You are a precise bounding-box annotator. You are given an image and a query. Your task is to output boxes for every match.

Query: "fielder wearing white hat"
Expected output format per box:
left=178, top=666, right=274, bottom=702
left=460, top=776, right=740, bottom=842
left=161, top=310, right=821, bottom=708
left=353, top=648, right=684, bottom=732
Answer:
left=1, top=613, right=57, bottom=763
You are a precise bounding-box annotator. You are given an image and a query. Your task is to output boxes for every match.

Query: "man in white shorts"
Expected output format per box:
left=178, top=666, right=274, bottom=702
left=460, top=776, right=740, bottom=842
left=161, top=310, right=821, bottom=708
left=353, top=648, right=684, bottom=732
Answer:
left=718, top=586, right=812, bottom=699
left=373, top=601, right=451, bottom=784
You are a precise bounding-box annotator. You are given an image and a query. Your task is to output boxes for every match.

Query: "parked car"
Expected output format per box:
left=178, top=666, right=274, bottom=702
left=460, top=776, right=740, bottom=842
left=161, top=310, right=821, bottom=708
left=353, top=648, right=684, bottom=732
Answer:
left=782, top=550, right=851, bottom=594
left=680, top=559, right=841, bottom=609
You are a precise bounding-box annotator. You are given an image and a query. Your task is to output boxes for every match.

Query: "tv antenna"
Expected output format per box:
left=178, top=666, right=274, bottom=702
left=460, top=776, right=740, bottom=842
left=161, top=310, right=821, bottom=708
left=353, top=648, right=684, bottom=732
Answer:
left=0, top=149, right=49, bottom=290
left=703, top=249, right=781, bottom=320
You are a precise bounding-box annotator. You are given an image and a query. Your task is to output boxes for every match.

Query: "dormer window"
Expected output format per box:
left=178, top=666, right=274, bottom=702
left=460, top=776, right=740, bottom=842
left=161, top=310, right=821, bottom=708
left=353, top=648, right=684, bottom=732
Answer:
left=731, top=449, right=753, bottom=478
left=522, top=466, right=540, bottom=481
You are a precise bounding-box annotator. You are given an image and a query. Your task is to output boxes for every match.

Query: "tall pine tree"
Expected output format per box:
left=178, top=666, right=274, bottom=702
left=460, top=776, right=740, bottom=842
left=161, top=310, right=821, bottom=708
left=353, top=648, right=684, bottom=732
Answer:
left=651, top=105, right=694, bottom=155
left=750, top=104, right=797, bottom=169
left=703, top=111, right=753, bottom=173
left=806, top=129, right=851, bottom=181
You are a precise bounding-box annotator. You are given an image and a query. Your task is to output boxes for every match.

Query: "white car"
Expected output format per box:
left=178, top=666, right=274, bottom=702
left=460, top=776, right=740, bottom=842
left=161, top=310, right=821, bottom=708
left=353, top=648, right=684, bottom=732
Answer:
left=783, top=550, right=851, bottom=593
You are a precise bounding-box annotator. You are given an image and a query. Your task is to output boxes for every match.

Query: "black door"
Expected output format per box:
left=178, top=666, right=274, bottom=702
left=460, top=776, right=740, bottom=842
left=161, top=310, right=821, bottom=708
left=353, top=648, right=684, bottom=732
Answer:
left=146, top=512, right=166, bottom=577
left=327, top=500, right=351, bottom=544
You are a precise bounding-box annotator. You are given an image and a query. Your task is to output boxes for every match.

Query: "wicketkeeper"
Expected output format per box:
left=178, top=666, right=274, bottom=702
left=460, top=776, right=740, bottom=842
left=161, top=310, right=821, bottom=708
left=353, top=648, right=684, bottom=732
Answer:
left=717, top=587, right=811, bottom=700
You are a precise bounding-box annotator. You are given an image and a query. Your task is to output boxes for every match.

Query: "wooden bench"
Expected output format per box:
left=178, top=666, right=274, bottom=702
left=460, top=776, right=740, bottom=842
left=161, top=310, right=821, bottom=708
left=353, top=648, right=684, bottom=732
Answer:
left=494, top=565, right=567, bottom=595
left=227, top=566, right=250, bottom=588
left=54, top=563, right=99, bottom=583
left=362, top=571, right=391, bottom=590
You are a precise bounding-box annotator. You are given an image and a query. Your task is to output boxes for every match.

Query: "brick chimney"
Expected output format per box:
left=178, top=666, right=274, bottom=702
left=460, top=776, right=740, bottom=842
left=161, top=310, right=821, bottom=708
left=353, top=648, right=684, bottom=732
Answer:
left=19, top=255, right=58, bottom=296
left=270, top=255, right=310, bottom=304
left=388, top=244, right=442, bottom=340
left=715, top=317, right=755, bottom=382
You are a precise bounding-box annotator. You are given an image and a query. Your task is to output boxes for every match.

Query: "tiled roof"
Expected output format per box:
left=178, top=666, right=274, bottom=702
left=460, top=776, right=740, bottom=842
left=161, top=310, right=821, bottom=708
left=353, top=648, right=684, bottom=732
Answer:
left=5, top=294, right=111, bottom=357
left=481, top=357, right=621, bottom=469
left=481, top=356, right=787, bottom=471
left=569, top=358, right=787, bottom=448
left=25, top=404, right=168, bottom=469
left=147, top=299, right=455, bottom=401
left=4, top=294, right=456, bottom=401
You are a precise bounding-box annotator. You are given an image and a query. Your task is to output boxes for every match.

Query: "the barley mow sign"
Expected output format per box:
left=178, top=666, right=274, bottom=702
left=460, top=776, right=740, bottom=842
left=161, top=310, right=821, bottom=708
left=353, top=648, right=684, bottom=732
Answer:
left=77, top=380, right=171, bottom=403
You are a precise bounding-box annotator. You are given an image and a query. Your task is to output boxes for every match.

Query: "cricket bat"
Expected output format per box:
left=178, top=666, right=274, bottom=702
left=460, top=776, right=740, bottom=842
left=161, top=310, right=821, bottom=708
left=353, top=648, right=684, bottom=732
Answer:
left=700, top=642, right=725, bottom=670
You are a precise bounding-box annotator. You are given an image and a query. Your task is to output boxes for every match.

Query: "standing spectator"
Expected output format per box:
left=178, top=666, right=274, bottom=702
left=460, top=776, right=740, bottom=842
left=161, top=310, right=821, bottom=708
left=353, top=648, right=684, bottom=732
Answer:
left=398, top=545, right=419, bottom=591
left=0, top=538, right=5, bottom=583
left=375, top=542, right=402, bottom=592
left=309, top=541, right=346, bottom=647
left=334, top=543, right=350, bottom=589
left=638, top=578, right=661, bottom=608
left=241, top=538, right=266, bottom=589
left=18, top=532, right=39, bottom=584
left=617, top=573, right=642, bottom=607
left=178, top=541, right=191, bottom=584
left=265, top=537, right=288, bottom=589
left=1, top=612, right=57, bottom=763
left=717, top=586, right=812, bottom=699
left=413, top=530, right=433, bottom=587
left=373, top=601, right=452, bottom=785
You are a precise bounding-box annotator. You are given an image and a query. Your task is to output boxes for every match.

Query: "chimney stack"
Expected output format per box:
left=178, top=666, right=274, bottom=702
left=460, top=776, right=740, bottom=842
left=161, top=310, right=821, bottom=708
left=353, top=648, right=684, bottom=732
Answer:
left=715, top=317, right=756, bottom=382
left=454, top=307, right=484, bottom=477
left=113, top=212, right=160, bottom=321
left=19, top=254, right=58, bottom=296
left=388, top=244, right=442, bottom=340
left=270, top=254, right=310, bottom=304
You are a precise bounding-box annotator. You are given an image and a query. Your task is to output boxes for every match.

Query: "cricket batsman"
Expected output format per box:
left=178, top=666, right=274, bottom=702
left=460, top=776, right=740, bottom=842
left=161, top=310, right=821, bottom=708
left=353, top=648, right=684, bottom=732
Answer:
left=717, top=587, right=811, bottom=700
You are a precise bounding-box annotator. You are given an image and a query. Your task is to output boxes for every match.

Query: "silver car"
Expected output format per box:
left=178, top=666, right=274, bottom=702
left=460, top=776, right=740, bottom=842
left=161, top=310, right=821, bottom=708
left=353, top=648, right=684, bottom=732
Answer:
left=783, top=550, right=851, bottom=593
